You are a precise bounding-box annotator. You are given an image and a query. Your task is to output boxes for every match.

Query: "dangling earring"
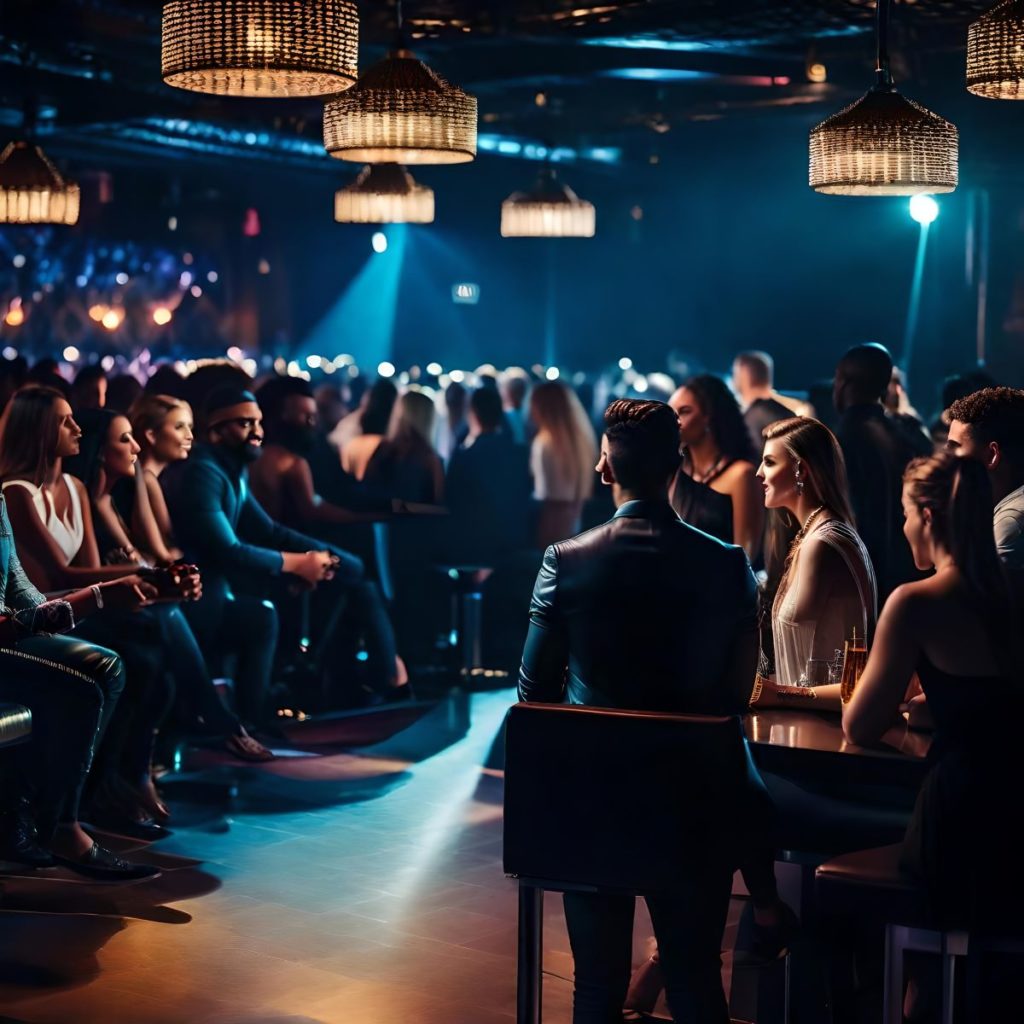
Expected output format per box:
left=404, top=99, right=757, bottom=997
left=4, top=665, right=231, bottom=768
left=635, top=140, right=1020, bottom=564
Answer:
left=795, top=464, right=805, bottom=496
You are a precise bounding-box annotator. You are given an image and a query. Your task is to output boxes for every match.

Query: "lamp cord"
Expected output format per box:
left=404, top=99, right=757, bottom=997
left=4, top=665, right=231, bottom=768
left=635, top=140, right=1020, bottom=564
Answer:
left=395, top=0, right=406, bottom=50
left=875, top=0, right=893, bottom=89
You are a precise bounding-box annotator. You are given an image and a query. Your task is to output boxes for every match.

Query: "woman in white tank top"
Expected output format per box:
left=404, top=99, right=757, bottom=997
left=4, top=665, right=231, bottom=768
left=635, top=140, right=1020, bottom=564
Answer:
left=0, top=474, right=84, bottom=564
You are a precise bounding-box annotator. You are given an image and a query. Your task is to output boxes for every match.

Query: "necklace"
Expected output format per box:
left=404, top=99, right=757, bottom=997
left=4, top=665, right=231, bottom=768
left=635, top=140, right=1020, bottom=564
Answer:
left=690, top=452, right=728, bottom=485
left=777, top=505, right=826, bottom=597
left=795, top=504, right=826, bottom=541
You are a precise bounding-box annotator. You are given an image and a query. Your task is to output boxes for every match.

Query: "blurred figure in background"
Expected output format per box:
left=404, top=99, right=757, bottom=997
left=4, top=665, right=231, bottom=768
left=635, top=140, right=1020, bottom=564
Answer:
left=446, top=387, right=532, bottom=563
left=833, top=343, right=929, bottom=600
left=884, top=366, right=932, bottom=451
left=105, top=374, right=143, bottom=414
left=364, top=390, right=444, bottom=504
left=500, top=367, right=530, bottom=444
left=340, top=378, right=398, bottom=481
left=930, top=369, right=996, bottom=445
left=434, top=379, right=469, bottom=463
left=670, top=375, right=763, bottom=561
left=529, top=380, right=597, bottom=548
left=71, top=364, right=107, bottom=412
left=732, top=351, right=798, bottom=456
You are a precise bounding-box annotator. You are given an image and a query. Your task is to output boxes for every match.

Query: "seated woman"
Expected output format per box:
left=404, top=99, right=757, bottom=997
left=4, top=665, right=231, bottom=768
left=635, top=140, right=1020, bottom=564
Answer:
left=70, top=407, right=273, bottom=764
left=364, top=390, right=444, bottom=504
left=528, top=381, right=597, bottom=548
left=0, top=500, right=161, bottom=880
left=668, top=374, right=764, bottom=561
left=125, top=393, right=193, bottom=563
left=751, top=417, right=877, bottom=706
left=843, top=452, right=1018, bottom=925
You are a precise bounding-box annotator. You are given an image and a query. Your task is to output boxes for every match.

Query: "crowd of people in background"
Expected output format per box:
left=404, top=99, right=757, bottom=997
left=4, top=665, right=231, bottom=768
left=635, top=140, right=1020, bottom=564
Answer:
left=0, top=338, right=1022, bottom=1018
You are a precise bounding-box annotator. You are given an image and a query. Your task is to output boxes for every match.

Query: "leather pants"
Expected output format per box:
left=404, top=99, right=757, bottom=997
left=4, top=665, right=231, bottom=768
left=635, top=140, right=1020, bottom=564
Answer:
left=0, top=634, right=124, bottom=842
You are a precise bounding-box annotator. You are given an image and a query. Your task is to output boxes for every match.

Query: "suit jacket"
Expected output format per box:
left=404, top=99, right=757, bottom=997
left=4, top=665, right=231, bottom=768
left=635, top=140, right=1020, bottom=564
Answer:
left=518, top=499, right=759, bottom=714
left=175, top=444, right=362, bottom=593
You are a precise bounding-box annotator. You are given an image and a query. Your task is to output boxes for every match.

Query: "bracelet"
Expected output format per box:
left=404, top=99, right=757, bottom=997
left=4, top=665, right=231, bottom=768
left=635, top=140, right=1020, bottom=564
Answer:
left=777, top=686, right=817, bottom=701
left=749, top=674, right=765, bottom=706
left=90, top=584, right=104, bottom=610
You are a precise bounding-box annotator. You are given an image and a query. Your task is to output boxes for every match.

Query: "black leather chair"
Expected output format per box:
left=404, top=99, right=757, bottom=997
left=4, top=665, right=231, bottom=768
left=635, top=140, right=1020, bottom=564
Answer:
left=0, top=703, right=31, bottom=751
left=503, top=702, right=757, bottom=1024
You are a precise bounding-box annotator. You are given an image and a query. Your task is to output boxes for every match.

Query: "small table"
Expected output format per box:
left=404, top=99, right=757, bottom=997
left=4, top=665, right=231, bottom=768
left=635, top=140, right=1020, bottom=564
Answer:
left=745, top=708, right=931, bottom=789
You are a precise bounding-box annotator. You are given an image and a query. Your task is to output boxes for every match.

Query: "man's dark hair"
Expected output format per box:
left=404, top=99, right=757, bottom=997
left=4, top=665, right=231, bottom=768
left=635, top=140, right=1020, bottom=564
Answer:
left=603, top=399, right=680, bottom=494
left=469, top=386, right=504, bottom=433
left=255, top=374, right=314, bottom=423
left=836, top=342, right=893, bottom=405
left=947, top=386, right=1024, bottom=466
left=205, top=384, right=258, bottom=421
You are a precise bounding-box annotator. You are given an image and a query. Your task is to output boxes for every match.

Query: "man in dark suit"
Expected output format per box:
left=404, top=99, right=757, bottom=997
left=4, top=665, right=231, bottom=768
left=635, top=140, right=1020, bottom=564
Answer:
left=519, top=398, right=761, bottom=1024
left=175, top=386, right=399, bottom=723
left=833, top=343, right=930, bottom=601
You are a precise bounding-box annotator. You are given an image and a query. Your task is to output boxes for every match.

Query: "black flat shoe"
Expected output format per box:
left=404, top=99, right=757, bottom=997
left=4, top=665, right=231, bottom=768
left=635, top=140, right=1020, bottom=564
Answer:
left=82, top=814, right=172, bottom=843
left=0, top=821, right=57, bottom=870
left=53, top=842, right=161, bottom=882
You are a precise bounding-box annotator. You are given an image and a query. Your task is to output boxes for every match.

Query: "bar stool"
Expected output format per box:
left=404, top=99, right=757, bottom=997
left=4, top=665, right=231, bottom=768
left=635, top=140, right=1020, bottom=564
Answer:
left=816, top=844, right=1024, bottom=1023
left=503, top=702, right=763, bottom=1024
left=434, top=563, right=492, bottom=681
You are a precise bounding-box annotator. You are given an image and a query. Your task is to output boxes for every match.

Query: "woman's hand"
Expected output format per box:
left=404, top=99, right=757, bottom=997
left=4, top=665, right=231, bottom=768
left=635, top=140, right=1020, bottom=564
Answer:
left=901, top=693, right=934, bottom=732
left=99, top=575, right=159, bottom=612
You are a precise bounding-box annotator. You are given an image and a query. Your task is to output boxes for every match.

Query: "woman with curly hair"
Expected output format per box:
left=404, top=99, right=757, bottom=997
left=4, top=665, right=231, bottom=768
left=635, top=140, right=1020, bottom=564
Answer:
left=668, top=374, right=764, bottom=560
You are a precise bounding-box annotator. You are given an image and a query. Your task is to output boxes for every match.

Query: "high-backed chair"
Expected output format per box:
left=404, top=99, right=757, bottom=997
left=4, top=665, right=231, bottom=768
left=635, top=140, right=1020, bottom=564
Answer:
left=503, top=702, right=759, bottom=1024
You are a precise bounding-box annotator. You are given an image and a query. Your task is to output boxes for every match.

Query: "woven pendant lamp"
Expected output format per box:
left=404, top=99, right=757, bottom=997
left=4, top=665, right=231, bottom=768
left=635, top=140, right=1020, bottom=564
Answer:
left=323, top=49, right=477, bottom=164
left=0, top=140, right=79, bottom=225
left=162, top=0, right=358, bottom=97
left=501, top=169, right=595, bottom=238
left=809, top=0, right=957, bottom=195
left=334, top=164, right=434, bottom=224
left=967, top=1, right=1024, bottom=99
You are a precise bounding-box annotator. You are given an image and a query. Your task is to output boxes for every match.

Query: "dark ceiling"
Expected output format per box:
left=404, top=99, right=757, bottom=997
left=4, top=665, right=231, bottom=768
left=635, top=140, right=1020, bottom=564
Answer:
left=0, top=0, right=1002, bottom=178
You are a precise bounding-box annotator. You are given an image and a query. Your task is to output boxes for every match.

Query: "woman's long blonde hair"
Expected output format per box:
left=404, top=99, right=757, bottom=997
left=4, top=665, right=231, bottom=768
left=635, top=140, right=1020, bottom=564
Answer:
left=529, top=381, right=597, bottom=502
left=762, top=417, right=856, bottom=588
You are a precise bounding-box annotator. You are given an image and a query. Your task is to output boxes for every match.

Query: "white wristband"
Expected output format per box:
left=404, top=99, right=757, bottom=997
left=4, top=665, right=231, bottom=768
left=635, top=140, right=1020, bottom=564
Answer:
left=91, top=584, right=104, bottom=610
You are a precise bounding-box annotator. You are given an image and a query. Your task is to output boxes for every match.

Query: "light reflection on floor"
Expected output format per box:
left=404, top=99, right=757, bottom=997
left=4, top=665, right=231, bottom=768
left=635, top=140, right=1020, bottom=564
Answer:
left=0, top=690, right=586, bottom=1024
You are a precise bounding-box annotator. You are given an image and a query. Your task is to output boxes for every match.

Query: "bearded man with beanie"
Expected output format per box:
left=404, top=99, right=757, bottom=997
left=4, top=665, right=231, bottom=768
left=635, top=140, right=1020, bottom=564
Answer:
left=174, top=386, right=402, bottom=723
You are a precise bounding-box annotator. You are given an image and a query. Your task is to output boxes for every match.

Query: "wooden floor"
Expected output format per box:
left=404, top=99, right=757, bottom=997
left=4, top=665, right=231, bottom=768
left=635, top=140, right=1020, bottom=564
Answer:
left=0, top=690, right=743, bottom=1024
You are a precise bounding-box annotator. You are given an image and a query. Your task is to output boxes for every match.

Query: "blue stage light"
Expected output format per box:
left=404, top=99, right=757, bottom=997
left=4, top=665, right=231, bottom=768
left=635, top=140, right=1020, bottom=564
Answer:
left=909, top=195, right=939, bottom=225
left=372, top=231, right=388, bottom=253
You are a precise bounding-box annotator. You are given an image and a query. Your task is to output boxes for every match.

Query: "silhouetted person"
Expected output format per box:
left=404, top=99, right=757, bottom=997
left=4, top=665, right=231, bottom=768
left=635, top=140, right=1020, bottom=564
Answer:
left=445, top=387, right=531, bottom=563
left=71, top=364, right=107, bottom=412
left=833, top=343, right=928, bottom=600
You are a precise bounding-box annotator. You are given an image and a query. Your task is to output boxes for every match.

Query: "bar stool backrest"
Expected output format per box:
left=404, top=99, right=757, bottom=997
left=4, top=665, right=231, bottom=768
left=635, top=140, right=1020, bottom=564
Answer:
left=503, top=702, right=752, bottom=895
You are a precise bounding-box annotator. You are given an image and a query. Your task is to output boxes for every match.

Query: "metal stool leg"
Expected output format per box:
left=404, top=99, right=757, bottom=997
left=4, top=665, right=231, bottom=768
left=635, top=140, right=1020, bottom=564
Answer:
left=940, top=931, right=956, bottom=1024
left=518, top=883, right=544, bottom=1024
left=883, top=924, right=905, bottom=1024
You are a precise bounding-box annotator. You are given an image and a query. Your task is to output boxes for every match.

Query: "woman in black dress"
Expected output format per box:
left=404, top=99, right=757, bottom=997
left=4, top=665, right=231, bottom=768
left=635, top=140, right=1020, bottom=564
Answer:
left=668, top=374, right=763, bottom=561
left=845, top=452, right=1018, bottom=925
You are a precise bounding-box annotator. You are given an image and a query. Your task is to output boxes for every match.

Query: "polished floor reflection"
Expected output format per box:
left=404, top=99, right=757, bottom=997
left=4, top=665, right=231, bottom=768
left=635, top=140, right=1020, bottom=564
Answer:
left=0, top=691, right=743, bottom=1024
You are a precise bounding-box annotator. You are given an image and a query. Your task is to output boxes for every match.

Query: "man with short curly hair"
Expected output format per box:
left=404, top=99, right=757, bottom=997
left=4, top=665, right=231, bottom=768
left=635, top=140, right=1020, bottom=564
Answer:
left=945, top=386, right=1024, bottom=571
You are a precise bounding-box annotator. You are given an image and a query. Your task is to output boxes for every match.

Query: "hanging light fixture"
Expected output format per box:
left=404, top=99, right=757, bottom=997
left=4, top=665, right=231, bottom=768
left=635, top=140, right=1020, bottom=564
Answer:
left=162, top=0, right=359, bottom=97
left=809, top=0, right=957, bottom=195
left=334, top=164, right=434, bottom=224
left=0, top=140, right=79, bottom=225
left=323, top=1, right=476, bottom=164
left=967, top=1, right=1024, bottom=99
left=501, top=169, right=595, bottom=238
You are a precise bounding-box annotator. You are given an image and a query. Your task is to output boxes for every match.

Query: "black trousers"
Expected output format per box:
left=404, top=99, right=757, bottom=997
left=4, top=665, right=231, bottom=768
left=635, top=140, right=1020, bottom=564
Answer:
left=562, top=868, right=732, bottom=1024
left=0, top=634, right=124, bottom=841
left=184, top=579, right=279, bottom=726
